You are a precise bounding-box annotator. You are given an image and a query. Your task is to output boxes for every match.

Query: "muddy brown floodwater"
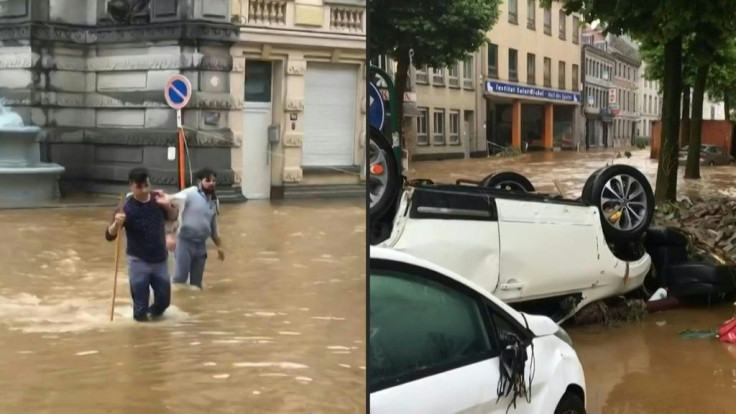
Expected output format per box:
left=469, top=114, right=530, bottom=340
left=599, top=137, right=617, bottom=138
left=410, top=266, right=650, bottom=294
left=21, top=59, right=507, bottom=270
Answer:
left=0, top=199, right=365, bottom=414
left=413, top=149, right=736, bottom=412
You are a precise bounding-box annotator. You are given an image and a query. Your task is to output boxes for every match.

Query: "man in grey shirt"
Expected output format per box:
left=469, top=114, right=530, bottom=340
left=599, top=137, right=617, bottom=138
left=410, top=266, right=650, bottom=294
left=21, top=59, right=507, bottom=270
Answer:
left=168, top=167, right=225, bottom=289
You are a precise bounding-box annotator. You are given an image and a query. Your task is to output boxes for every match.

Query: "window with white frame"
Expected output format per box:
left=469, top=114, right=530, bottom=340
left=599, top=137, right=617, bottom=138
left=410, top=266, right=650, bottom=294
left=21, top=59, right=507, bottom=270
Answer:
left=463, top=55, right=474, bottom=89
left=432, top=67, right=445, bottom=85
left=416, top=66, right=429, bottom=84
left=449, top=110, right=461, bottom=145
left=417, top=107, right=429, bottom=146
left=448, top=63, right=460, bottom=87
left=433, top=109, right=446, bottom=145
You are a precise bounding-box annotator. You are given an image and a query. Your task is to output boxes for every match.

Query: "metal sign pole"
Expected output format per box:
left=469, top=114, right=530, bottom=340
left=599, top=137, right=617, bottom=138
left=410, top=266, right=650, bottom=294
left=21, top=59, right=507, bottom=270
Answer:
left=177, top=109, right=185, bottom=190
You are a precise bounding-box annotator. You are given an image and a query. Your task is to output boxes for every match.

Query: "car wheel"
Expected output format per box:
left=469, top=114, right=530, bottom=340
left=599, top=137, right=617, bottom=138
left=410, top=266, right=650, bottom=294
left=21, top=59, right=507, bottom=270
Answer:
left=555, top=393, right=586, bottom=414
left=584, top=164, right=655, bottom=243
left=581, top=167, right=605, bottom=201
left=369, top=126, right=400, bottom=221
left=480, top=171, right=535, bottom=192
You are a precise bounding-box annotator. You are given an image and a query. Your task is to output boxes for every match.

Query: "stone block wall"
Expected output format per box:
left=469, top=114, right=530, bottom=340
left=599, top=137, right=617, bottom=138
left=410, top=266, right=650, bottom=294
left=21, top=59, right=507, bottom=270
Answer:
left=0, top=0, right=240, bottom=195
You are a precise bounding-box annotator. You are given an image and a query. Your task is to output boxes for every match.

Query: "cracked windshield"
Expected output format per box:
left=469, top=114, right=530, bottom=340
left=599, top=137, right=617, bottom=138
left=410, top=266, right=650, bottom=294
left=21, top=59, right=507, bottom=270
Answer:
left=369, top=0, right=736, bottom=412
left=0, top=0, right=365, bottom=413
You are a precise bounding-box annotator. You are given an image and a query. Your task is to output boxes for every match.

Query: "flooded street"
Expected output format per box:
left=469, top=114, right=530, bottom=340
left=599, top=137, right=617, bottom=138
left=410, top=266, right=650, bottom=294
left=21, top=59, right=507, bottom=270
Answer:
left=412, top=149, right=736, bottom=413
left=0, top=200, right=365, bottom=413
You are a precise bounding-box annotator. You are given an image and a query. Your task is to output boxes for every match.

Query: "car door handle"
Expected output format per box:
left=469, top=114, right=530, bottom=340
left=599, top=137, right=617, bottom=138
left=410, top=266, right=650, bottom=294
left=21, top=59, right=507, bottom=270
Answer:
left=499, top=280, right=524, bottom=290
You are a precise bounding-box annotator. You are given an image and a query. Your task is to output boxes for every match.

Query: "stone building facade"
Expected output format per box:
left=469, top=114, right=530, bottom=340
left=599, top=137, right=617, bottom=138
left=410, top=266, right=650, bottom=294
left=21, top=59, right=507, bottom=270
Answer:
left=581, top=29, right=615, bottom=148
left=0, top=0, right=365, bottom=201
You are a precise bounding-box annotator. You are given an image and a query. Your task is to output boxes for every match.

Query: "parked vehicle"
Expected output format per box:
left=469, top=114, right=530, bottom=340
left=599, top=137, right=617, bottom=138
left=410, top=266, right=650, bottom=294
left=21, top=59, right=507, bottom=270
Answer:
left=376, top=164, right=655, bottom=321
left=678, top=144, right=734, bottom=166
left=370, top=246, right=586, bottom=413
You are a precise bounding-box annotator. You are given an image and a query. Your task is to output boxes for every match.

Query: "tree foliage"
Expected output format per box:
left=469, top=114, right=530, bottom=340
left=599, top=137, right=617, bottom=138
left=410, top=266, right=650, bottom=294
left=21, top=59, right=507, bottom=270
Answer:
left=369, top=0, right=501, bottom=69
left=369, top=0, right=502, bottom=145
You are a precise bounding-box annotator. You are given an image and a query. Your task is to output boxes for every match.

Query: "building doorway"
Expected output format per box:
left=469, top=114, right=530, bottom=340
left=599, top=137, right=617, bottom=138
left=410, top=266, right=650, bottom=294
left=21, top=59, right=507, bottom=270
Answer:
left=243, top=60, right=273, bottom=200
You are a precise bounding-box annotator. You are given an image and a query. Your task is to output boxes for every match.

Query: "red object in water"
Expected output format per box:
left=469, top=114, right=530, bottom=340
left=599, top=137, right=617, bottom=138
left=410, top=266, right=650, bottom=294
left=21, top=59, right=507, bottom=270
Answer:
left=718, top=317, right=736, bottom=343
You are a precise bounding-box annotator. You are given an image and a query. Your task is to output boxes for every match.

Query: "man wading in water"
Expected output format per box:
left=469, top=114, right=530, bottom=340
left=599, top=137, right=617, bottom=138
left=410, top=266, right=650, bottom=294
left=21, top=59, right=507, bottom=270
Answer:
left=105, top=168, right=179, bottom=322
left=166, top=167, right=225, bottom=290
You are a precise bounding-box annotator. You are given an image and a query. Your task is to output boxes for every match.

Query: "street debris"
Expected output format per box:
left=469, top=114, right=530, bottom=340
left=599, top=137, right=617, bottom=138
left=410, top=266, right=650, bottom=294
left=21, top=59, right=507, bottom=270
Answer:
left=655, top=197, right=736, bottom=265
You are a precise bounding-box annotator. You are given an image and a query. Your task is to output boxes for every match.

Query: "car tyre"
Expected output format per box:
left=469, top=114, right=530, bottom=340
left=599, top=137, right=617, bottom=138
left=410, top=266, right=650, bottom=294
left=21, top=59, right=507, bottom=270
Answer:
left=581, top=167, right=605, bottom=202
left=369, top=126, right=400, bottom=222
left=480, top=171, right=535, bottom=192
left=584, top=164, right=655, bottom=243
left=554, top=393, right=586, bottom=414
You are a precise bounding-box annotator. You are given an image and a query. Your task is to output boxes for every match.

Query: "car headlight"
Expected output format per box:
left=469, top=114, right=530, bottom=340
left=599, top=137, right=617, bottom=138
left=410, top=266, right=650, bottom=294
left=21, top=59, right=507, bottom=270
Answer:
left=554, top=327, right=573, bottom=347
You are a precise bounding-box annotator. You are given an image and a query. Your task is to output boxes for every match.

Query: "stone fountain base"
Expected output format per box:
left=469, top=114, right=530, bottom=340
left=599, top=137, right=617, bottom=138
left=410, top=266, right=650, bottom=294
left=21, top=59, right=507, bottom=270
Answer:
left=0, top=126, right=65, bottom=207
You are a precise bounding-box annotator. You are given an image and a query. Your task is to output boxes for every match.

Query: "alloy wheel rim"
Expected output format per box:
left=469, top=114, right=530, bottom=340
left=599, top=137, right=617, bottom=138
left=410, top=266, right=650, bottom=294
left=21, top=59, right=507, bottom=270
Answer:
left=600, top=174, right=647, bottom=231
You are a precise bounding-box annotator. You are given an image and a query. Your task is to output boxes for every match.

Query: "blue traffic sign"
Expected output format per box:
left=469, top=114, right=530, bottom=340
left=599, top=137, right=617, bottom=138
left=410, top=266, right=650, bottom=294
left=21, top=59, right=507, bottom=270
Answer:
left=164, top=75, right=192, bottom=110
left=368, top=81, right=385, bottom=131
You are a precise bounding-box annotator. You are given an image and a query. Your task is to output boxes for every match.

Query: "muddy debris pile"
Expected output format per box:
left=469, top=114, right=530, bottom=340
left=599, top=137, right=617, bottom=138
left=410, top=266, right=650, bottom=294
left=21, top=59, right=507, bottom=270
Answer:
left=655, top=197, right=736, bottom=266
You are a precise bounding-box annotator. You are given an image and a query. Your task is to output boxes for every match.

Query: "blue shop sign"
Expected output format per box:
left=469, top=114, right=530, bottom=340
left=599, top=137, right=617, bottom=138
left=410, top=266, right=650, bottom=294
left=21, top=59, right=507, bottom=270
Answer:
left=368, top=81, right=385, bottom=131
left=485, top=80, right=581, bottom=103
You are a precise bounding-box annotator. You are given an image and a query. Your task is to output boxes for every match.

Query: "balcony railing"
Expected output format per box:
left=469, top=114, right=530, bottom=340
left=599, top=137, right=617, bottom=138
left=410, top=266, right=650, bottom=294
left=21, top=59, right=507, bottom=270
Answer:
left=330, top=7, right=364, bottom=33
left=233, top=0, right=365, bottom=34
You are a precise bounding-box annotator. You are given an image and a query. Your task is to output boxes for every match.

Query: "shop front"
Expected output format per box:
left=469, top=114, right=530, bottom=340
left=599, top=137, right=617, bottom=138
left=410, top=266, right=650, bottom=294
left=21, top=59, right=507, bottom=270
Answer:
left=484, top=81, right=582, bottom=151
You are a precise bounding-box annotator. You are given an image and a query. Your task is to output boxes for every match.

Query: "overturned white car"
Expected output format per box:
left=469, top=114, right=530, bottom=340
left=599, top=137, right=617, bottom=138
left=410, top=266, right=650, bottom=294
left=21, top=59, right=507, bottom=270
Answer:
left=376, top=164, right=655, bottom=322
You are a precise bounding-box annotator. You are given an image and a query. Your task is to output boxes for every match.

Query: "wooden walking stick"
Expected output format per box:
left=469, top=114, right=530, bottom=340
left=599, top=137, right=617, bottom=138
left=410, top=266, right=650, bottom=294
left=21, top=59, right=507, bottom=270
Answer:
left=110, top=194, right=124, bottom=322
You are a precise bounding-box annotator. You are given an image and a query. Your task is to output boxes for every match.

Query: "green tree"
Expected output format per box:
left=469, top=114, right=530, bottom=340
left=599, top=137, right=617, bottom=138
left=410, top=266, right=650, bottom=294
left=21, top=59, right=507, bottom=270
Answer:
left=555, top=0, right=736, bottom=203
left=369, top=0, right=501, bottom=145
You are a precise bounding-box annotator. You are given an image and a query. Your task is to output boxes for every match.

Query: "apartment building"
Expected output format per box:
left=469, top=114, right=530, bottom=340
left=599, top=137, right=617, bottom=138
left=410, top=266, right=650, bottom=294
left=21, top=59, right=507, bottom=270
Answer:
left=581, top=27, right=615, bottom=148
left=608, top=34, right=641, bottom=147
left=638, top=60, right=662, bottom=139
left=0, top=0, right=365, bottom=200
left=481, top=0, right=583, bottom=152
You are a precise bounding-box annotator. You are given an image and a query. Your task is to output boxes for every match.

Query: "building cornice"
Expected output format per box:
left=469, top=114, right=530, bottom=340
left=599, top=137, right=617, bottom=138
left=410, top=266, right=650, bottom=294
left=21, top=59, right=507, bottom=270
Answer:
left=238, top=27, right=365, bottom=51
left=0, top=21, right=239, bottom=44
left=583, top=45, right=615, bottom=62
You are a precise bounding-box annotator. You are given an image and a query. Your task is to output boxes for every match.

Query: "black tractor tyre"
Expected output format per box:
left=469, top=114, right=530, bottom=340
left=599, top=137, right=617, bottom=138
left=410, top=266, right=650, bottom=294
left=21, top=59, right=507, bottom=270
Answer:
left=586, top=164, right=654, bottom=243
left=480, top=171, right=535, bottom=193
left=554, top=393, right=586, bottom=414
left=369, top=126, right=401, bottom=222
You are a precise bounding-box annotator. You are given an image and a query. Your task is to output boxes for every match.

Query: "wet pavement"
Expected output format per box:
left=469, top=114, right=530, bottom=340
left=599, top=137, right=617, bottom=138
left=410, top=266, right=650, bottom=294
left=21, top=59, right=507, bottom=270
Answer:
left=0, top=199, right=365, bottom=413
left=409, top=148, right=736, bottom=200
left=412, top=148, right=736, bottom=413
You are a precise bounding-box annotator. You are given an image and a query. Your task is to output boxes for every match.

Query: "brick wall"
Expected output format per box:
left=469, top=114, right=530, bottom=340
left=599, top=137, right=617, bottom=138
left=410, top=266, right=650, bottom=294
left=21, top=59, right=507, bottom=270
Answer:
left=650, top=120, right=733, bottom=159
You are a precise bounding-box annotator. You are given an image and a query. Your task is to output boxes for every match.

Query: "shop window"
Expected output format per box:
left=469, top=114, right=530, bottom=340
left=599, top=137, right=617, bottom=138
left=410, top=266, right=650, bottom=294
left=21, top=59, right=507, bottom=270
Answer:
left=558, top=61, right=566, bottom=90
left=509, top=0, right=518, bottom=24
left=433, top=109, right=446, bottom=145
left=488, top=43, right=499, bottom=78
left=463, top=55, right=475, bottom=89
left=417, top=108, right=429, bottom=146
left=558, top=10, right=566, bottom=40
left=509, top=49, right=518, bottom=82
left=527, top=0, right=536, bottom=29
left=449, top=110, right=461, bottom=145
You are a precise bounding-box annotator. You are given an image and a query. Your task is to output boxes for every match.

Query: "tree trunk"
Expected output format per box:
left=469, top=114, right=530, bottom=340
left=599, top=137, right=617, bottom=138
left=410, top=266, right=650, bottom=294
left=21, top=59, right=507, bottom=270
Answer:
left=394, top=50, right=410, bottom=148
left=725, top=94, right=731, bottom=122
left=685, top=64, right=710, bottom=179
left=655, top=36, right=683, bottom=204
left=681, top=86, right=690, bottom=148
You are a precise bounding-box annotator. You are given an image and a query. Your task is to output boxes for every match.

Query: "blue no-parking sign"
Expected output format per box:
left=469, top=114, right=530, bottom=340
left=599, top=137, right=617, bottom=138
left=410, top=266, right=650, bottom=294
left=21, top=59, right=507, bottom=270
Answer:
left=368, top=81, right=385, bottom=131
left=165, top=74, right=192, bottom=110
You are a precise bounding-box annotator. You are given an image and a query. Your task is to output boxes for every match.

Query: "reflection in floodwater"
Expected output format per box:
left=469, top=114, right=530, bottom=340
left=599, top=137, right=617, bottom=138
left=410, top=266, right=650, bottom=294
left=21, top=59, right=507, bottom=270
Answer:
left=0, top=199, right=365, bottom=413
left=414, top=149, right=736, bottom=412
